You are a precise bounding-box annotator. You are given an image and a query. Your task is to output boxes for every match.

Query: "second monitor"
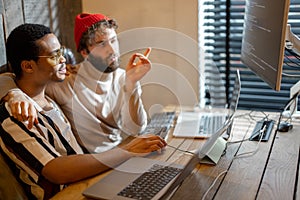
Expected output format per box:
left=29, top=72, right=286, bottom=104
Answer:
left=241, top=0, right=290, bottom=91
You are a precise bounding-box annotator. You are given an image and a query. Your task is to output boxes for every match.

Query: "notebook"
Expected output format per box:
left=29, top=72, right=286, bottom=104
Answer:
left=173, top=69, right=241, bottom=138
left=82, top=118, right=232, bottom=200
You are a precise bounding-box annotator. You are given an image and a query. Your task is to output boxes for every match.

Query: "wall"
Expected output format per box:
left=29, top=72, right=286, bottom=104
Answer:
left=82, top=0, right=199, bottom=115
left=0, top=0, right=200, bottom=115
left=0, top=1, right=82, bottom=198
left=0, top=0, right=82, bottom=73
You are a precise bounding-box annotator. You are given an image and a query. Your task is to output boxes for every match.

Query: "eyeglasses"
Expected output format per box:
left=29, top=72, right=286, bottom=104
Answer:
left=37, top=46, right=65, bottom=64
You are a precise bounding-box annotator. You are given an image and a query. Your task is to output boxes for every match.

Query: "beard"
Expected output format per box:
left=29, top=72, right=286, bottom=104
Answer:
left=87, top=53, right=120, bottom=73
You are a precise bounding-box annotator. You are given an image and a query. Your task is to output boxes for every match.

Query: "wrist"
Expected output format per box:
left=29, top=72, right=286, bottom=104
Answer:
left=124, top=80, right=139, bottom=93
left=116, top=146, right=136, bottom=158
left=124, top=83, right=135, bottom=93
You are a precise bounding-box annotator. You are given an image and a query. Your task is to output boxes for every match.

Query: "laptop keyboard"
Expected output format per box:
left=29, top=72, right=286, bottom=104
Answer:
left=140, top=112, right=176, bottom=139
left=117, top=164, right=182, bottom=200
left=199, top=115, right=226, bottom=135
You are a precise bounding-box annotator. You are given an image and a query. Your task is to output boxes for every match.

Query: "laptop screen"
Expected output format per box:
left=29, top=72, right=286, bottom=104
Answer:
left=227, top=69, right=241, bottom=121
left=159, top=155, right=200, bottom=200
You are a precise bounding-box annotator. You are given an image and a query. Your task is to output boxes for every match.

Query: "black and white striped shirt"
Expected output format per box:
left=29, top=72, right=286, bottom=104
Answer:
left=0, top=97, right=83, bottom=200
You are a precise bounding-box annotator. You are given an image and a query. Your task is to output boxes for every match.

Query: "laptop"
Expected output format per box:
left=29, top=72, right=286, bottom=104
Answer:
left=82, top=155, right=199, bottom=200
left=82, top=118, right=232, bottom=200
left=173, top=69, right=241, bottom=138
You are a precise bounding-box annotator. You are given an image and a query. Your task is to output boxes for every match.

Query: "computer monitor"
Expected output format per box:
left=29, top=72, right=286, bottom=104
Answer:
left=241, top=0, right=290, bottom=91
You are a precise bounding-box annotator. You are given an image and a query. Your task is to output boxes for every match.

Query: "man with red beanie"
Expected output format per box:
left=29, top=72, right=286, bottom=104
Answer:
left=0, top=13, right=151, bottom=153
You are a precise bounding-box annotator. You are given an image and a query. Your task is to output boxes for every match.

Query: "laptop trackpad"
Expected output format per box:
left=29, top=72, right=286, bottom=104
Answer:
left=83, top=170, right=141, bottom=199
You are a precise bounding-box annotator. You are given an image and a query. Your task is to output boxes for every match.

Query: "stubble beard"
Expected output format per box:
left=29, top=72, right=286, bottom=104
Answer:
left=87, top=53, right=120, bottom=73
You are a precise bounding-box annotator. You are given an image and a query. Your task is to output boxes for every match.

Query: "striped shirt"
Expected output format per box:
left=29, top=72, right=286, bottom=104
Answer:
left=0, top=97, right=83, bottom=200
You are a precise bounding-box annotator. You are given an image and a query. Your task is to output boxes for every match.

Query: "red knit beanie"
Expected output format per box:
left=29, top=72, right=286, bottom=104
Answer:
left=74, top=13, right=110, bottom=51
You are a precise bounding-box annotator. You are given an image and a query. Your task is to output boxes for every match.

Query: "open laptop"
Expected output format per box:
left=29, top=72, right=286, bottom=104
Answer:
left=82, top=155, right=199, bottom=200
left=82, top=118, right=232, bottom=200
left=173, top=69, right=241, bottom=138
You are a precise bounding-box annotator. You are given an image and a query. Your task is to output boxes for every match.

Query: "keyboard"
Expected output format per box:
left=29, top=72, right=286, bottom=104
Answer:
left=249, top=119, right=275, bottom=142
left=117, top=164, right=182, bottom=200
left=198, top=114, right=226, bottom=135
left=140, top=112, right=176, bottom=139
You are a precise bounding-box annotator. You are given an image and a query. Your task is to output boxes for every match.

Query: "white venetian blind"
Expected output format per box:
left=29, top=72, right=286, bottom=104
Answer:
left=200, top=0, right=300, bottom=111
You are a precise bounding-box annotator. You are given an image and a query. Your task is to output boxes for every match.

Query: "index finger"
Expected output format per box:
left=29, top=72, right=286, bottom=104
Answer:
left=27, top=104, right=38, bottom=129
left=143, top=47, right=151, bottom=58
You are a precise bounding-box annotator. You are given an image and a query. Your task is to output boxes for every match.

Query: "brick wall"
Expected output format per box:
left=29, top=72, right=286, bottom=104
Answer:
left=0, top=0, right=82, bottom=73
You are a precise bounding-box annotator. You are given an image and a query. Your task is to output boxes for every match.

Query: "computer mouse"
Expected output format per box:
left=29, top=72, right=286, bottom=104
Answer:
left=277, top=121, right=293, bottom=132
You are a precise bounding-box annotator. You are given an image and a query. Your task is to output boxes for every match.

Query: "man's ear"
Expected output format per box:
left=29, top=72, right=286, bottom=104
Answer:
left=80, top=49, right=89, bottom=58
left=20, top=60, right=34, bottom=73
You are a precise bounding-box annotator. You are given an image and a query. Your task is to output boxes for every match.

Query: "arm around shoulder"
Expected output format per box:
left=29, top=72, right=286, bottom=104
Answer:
left=0, top=72, right=18, bottom=101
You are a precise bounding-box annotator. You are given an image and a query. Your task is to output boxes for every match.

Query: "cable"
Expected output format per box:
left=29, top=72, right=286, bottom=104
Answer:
left=201, top=131, right=265, bottom=200
left=167, top=111, right=257, bottom=158
left=166, top=144, right=195, bottom=155
left=279, top=89, right=300, bottom=125
left=228, top=113, right=268, bottom=144
left=167, top=110, right=270, bottom=200
left=166, top=111, right=257, bottom=156
left=283, top=91, right=299, bottom=112
left=201, top=111, right=267, bottom=199
left=233, top=125, right=265, bottom=158
left=227, top=137, right=251, bottom=144
left=201, top=170, right=227, bottom=200
left=244, top=110, right=268, bottom=122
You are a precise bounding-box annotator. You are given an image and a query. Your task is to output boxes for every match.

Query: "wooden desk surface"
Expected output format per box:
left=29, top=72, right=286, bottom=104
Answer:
left=51, top=110, right=300, bottom=200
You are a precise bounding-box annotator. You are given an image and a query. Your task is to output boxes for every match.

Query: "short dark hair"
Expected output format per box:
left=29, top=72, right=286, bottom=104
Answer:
left=6, top=23, right=52, bottom=78
left=77, top=19, right=118, bottom=53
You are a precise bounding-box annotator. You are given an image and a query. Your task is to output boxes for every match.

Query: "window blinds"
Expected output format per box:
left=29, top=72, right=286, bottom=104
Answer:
left=201, top=0, right=300, bottom=112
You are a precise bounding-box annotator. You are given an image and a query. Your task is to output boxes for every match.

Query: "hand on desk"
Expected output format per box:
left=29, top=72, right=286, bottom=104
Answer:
left=121, top=134, right=167, bottom=156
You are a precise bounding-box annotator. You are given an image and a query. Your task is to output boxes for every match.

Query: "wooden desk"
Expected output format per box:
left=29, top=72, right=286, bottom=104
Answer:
left=51, top=110, right=300, bottom=200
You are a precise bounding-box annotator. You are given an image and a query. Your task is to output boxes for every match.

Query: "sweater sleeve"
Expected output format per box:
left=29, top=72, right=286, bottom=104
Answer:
left=119, top=81, right=148, bottom=136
